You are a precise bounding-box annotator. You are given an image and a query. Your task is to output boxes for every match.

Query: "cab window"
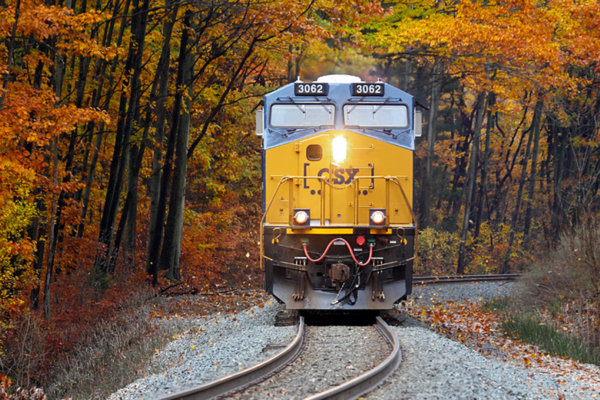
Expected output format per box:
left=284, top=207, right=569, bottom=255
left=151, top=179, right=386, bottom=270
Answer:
left=271, top=104, right=335, bottom=128
left=306, top=144, right=322, bottom=161
left=343, top=104, right=408, bottom=128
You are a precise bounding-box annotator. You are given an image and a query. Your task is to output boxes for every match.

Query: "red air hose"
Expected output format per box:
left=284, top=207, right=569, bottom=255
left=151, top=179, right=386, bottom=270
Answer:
left=302, top=238, right=374, bottom=266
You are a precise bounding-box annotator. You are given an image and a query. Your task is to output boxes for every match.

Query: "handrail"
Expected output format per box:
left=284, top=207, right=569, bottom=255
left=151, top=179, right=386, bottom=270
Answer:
left=260, top=175, right=419, bottom=273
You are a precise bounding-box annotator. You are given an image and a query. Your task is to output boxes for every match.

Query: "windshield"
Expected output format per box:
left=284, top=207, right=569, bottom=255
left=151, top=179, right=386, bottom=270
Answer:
left=270, top=104, right=335, bottom=128
left=343, top=104, right=408, bottom=128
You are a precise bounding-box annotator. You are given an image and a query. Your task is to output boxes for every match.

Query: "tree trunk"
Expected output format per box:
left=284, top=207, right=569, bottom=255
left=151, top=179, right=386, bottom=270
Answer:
left=523, top=97, right=544, bottom=244
left=123, top=143, right=139, bottom=263
left=43, top=136, right=59, bottom=321
left=42, top=34, right=67, bottom=319
left=502, top=108, right=536, bottom=273
left=0, top=0, right=21, bottom=110
left=404, top=45, right=412, bottom=92
left=147, top=3, right=178, bottom=267
left=551, top=125, right=567, bottom=244
left=78, top=0, right=132, bottom=237
left=29, top=43, right=49, bottom=310
left=29, top=198, right=46, bottom=310
left=421, top=59, right=442, bottom=229
left=147, top=11, right=188, bottom=283
left=94, top=0, right=149, bottom=274
left=457, top=91, right=486, bottom=274
left=159, top=11, right=194, bottom=281
left=474, top=93, right=496, bottom=237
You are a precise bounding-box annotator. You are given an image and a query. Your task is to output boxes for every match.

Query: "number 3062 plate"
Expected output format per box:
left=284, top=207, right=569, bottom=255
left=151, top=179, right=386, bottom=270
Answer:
left=352, top=83, right=385, bottom=96
left=295, top=83, right=329, bottom=96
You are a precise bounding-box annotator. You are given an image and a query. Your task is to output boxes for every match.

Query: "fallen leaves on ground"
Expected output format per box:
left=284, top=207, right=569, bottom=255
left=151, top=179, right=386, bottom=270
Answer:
left=149, top=287, right=270, bottom=321
left=398, top=293, right=600, bottom=397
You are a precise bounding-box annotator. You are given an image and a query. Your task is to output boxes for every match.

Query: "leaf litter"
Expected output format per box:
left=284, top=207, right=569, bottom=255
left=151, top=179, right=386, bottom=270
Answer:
left=397, top=285, right=600, bottom=398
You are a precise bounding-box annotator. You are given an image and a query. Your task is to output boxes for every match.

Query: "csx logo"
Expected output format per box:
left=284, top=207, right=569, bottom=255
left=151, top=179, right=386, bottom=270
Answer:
left=303, top=163, right=373, bottom=192
left=317, top=167, right=359, bottom=184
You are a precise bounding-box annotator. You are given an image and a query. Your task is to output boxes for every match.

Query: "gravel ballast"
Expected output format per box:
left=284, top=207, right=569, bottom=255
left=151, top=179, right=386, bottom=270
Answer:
left=110, top=282, right=600, bottom=399
left=366, top=325, right=596, bottom=399
left=109, top=301, right=296, bottom=399
left=364, top=282, right=600, bottom=399
left=227, top=324, right=391, bottom=399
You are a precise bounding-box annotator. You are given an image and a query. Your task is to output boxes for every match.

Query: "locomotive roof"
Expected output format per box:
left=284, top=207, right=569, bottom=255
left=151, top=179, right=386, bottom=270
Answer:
left=262, top=77, right=415, bottom=151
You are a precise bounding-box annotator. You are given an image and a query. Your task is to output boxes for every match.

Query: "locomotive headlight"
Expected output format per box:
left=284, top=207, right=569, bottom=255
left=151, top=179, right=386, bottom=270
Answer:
left=294, top=210, right=310, bottom=225
left=332, top=136, right=347, bottom=163
left=370, top=210, right=386, bottom=225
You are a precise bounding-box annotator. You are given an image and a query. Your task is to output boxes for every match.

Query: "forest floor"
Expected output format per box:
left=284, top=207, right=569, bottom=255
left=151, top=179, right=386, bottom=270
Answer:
left=397, top=282, right=600, bottom=398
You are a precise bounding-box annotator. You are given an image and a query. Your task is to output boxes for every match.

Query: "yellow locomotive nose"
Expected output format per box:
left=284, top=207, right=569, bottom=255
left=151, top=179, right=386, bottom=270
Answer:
left=332, top=136, right=347, bottom=163
left=260, top=74, right=417, bottom=310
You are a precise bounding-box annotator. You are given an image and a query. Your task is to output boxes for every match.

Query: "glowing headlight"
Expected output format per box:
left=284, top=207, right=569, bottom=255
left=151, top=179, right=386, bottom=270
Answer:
left=294, top=210, right=309, bottom=225
left=332, top=136, right=347, bottom=163
left=370, top=210, right=385, bottom=225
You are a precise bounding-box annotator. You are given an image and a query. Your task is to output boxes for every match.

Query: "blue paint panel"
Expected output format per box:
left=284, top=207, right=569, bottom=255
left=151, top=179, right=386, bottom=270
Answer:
left=263, top=81, right=415, bottom=150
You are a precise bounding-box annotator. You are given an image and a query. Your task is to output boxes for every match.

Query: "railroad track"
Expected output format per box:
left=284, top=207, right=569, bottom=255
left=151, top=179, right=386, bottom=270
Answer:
left=413, top=273, right=522, bottom=285
left=156, top=316, right=401, bottom=400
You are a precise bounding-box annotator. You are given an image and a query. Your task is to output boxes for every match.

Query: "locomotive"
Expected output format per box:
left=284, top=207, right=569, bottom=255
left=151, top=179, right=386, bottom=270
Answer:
left=256, top=74, right=420, bottom=310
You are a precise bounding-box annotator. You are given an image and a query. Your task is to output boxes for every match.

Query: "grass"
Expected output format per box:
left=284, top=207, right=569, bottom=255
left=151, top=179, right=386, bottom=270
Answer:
left=485, top=216, right=600, bottom=367
left=481, top=297, right=514, bottom=313
left=501, top=312, right=600, bottom=366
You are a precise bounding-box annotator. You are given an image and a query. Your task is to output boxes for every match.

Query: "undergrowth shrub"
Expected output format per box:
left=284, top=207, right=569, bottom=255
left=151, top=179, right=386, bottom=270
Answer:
left=44, top=290, right=176, bottom=400
left=0, top=313, right=46, bottom=391
left=417, top=223, right=532, bottom=276
left=417, top=227, right=459, bottom=275
left=466, top=222, right=530, bottom=274
left=499, top=214, right=600, bottom=365
left=0, top=382, right=46, bottom=400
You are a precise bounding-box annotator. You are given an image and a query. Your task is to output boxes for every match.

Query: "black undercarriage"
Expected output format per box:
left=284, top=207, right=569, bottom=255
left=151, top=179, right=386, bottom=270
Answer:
left=263, top=226, right=414, bottom=310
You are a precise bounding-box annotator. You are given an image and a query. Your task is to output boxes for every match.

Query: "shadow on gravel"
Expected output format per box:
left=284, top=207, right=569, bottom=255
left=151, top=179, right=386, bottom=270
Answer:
left=300, top=310, right=379, bottom=326
left=379, top=311, right=403, bottom=326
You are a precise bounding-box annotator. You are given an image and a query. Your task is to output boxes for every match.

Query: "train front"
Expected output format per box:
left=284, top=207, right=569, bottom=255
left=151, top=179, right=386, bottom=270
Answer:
left=258, top=75, right=420, bottom=310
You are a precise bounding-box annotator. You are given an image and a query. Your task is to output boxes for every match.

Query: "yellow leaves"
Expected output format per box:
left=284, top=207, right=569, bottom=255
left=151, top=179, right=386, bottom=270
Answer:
left=374, top=0, right=592, bottom=99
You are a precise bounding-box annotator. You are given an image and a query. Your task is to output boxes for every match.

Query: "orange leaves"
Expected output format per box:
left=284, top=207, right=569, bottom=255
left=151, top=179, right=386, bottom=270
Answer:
left=374, top=0, right=597, bottom=99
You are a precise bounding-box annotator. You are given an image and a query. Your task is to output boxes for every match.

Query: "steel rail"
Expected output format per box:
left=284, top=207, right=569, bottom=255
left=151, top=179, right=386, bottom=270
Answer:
left=304, top=316, right=402, bottom=400
left=413, top=274, right=522, bottom=285
left=156, top=316, right=305, bottom=400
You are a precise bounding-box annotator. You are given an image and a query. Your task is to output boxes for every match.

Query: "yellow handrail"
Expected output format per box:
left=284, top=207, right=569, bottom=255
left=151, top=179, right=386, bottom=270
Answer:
left=259, top=175, right=419, bottom=273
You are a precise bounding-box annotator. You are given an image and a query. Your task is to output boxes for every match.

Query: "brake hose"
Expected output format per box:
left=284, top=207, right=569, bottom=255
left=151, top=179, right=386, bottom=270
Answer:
left=302, top=237, right=374, bottom=266
left=332, top=266, right=362, bottom=306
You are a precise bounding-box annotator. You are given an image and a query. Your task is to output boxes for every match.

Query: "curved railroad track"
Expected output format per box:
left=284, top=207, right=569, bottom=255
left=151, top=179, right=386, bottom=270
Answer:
left=413, top=273, right=521, bottom=285
left=303, top=316, right=402, bottom=400
left=156, top=316, right=401, bottom=400
left=156, top=317, right=305, bottom=400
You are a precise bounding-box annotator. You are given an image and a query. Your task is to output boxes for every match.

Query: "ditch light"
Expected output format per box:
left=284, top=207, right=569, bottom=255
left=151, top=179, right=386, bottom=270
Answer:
left=294, top=209, right=310, bottom=226
left=370, top=209, right=386, bottom=225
